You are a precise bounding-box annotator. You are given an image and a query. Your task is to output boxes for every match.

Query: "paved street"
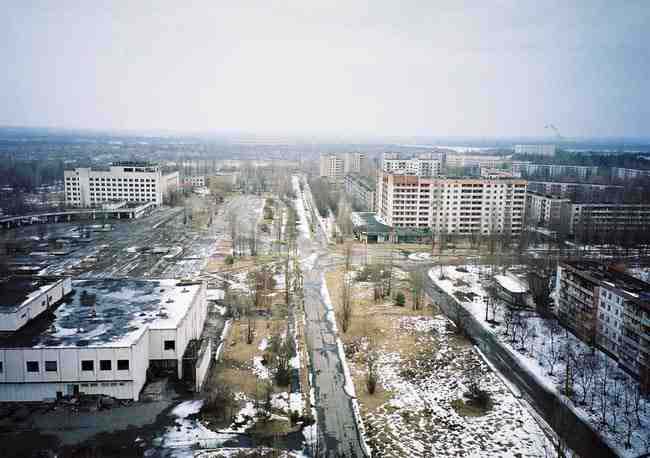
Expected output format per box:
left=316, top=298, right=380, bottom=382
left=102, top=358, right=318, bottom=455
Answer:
left=296, top=178, right=367, bottom=458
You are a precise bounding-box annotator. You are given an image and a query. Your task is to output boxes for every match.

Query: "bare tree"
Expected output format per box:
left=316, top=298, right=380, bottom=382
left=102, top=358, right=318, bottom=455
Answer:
left=365, top=337, right=379, bottom=394
left=338, top=273, right=353, bottom=333
left=543, top=319, right=562, bottom=376
left=409, top=270, right=426, bottom=311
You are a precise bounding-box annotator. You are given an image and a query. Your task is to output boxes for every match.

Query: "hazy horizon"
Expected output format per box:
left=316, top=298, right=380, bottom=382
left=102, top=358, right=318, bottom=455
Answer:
left=2, top=1, right=649, bottom=138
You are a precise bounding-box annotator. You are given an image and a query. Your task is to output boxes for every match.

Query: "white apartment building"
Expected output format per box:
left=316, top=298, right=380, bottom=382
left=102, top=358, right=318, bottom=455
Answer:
left=382, top=152, right=445, bottom=177
left=514, top=144, right=556, bottom=156
left=319, top=153, right=366, bottom=182
left=527, top=181, right=623, bottom=200
left=64, top=162, right=180, bottom=207
left=344, top=174, right=376, bottom=211
left=525, top=192, right=570, bottom=230
left=183, top=175, right=206, bottom=188
left=445, top=154, right=510, bottom=170
left=0, top=278, right=209, bottom=402
left=612, top=168, right=650, bottom=181
left=376, top=171, right=527, bottom=235
left=516, top=163, right=600, bottom=180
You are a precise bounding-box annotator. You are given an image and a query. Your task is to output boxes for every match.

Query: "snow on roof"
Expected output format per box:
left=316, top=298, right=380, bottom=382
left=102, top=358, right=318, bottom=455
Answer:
left=3, top=279, right=202, bottom=349
left=494, top=275, right=527, bottom=294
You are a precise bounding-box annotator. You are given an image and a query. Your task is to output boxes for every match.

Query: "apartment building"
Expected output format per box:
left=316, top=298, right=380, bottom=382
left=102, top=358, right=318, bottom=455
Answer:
left=183, top=175, right=206, bottom=188
left=344, top=174, right=376, bottom=211
left=561, top=203, right=650, bottom=238
left=64, top=162, right=179, bottom=207
left=612, top=167, right=650, bottom=181
left=556, top=261, right=650, bottom=382
left=525, top=192, right=570, bottom=230
left=514, top=144, right=556, bottom=156
left=516, top=163, right=600, bottom=180
left=527, top=181, right=624, bottom=201
left=376, top=171, right=527, bottom=235
left=381, top=152, right=445, bottom=177
left=480, top=168, right=514, bottom=179
left=319, top=153, right=366, bottom=182
left=445, top=154, right=510, bottom=170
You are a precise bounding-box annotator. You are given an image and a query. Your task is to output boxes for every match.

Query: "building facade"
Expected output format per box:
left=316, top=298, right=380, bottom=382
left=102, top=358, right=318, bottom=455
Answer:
left=527, top=181, right=624, bottom=201
left=514, top=144, right=556, bottom=156
left=183, top=175, right=206, bottom=188
left=319, top=153, right=366, bottom=182
left=561, top=203, right=650, bottom=239
left=381, top=152, right=445, bottom=177
left=0, top=279, right=209, bottom=402
left=445, top=154, right=510, bottom=170
left=64, top=163, right=179, bottom=207
left=344, top=174, right=376, bottom=211
left=376, top=172, right=527, bottom=235
left=516, top=163, right=600, bottom=180
left=556, top=261, right=650, bottom=383
left=525, top=192, right=570, bottom=230
left=612, top=168, right=650, bottom=181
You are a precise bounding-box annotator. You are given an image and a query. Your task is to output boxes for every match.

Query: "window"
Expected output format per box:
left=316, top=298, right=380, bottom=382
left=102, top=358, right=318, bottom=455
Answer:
left=81, top=360, right=94, bottom=371
left=45, top=361, right=58, bottom=372
left=0, top=361, right=3, bottom=373
left=164, top=340, right=176, bottom=350
left=100, top=360, right=112, bottom=371
left=26, top=361, right=39, bottom=372
left=117, top=359, right=130, bottom=371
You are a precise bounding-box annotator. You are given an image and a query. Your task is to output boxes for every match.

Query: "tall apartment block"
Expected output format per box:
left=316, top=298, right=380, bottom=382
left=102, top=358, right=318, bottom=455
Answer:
left=556, top=261, right=650, bottom=386
left=376, top=171, right=526, bottom=235
left=319, top=153, right=366, bottom=182
left=381, top=152, right=445, bottom=177
left=64, top=162, right=179, bottom=207
left=525, top=191, right=570, bottom=230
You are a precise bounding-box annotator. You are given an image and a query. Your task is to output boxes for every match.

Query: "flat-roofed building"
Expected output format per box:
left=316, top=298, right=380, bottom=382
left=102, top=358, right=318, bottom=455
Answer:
left=514, top=144, right=556, bottom=156
left=0, top=278, right=209, bottom=402
left=527, top=181, right=624, bottom=201
left=382, top=152, right=445, bottom=177
left=561, top=203, right=650, bottom=241
left=319, top=153, right=366, bottom=183
left=64, top=162, right=179, bottom=207
left=525, top=192, right=570, bottom=230
left=344, top=174, right=376, bottom=211
left=0, top=277, right=72, bottom=332
left=376, top=171, right=527, bottom=236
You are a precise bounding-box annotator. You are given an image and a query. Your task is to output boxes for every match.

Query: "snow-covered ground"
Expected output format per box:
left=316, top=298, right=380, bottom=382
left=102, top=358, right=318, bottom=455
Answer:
left=352, top=315, right=554, bottom=457
left=431, top=265, right=650, bottom=457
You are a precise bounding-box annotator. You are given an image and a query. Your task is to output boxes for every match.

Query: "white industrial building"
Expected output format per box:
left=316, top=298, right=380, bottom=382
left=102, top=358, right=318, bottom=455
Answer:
left=64, top=162, right=180, bottom=207
left=376, top=171, right=527, bottom=235
left=0, top=278, right=209, bottom=402
left=0, top=277, right=72, bottom=332
left=514, top=144, right=556, bottom=156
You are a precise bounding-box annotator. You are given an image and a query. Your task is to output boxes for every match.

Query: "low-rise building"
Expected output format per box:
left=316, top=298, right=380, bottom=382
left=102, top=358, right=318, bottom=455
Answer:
left=0, top=277, right=72, bottom=332
left=0, top=278, right=209, bottom=402
left=514, top=144, right=556, bottom=156
left=556, top=261, right=650, bottom=384
left=344, top=174, right=376, bottom=211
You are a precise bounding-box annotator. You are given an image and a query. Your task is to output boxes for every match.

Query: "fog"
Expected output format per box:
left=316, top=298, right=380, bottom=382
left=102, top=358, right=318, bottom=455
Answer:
left=1, top=1, right=649, bottom=137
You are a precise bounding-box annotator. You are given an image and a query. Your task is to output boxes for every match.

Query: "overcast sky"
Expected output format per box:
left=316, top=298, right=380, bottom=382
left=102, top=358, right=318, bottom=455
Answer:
left=1, top=1, right=649, bottom=138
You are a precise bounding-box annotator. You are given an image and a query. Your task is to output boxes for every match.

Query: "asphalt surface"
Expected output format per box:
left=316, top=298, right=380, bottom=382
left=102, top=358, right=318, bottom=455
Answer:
left=297, top=181, right=367, bottom=458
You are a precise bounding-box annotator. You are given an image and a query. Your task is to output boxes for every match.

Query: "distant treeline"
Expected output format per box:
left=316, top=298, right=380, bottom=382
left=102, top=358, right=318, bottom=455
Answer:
left=514, top=151, right=650, bottom=169
left=0, top=159, right=66, bottom=191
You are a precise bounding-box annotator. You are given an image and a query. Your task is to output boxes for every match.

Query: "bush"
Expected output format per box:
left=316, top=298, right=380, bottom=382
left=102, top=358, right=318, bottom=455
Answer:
left=395, top=292, right=405, bottom=307
left=224, top=255, right=234, bottom=265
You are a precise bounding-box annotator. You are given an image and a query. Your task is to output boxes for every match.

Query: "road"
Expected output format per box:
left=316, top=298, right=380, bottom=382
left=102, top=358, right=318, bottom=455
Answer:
left=295, top=177, right=367, bottom=458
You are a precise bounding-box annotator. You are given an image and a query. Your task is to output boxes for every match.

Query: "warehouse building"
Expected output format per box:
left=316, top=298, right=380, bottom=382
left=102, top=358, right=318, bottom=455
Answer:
left=0, top=278, right=209, bottom=402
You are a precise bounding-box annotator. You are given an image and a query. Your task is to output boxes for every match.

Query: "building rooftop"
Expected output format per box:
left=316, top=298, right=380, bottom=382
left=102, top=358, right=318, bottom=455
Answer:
left=0, top=278, right=202, bottom=349
left=0, top=277, right=64, bottom=313
left=494, top=275, right=527, bottom=294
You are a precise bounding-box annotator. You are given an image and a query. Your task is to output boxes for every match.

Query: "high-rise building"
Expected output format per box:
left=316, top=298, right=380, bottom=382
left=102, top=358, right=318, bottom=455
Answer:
left=525, top=192, right=570, bottom=230
left=64, top=162, right=179, bottom=207
left=376, top=171, right=526, bottom=235
left=319, top=153, right=366, bottom=182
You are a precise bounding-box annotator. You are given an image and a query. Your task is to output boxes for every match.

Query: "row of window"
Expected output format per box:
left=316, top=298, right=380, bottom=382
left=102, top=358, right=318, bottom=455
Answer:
left=22, top=359, right=130, bottom=373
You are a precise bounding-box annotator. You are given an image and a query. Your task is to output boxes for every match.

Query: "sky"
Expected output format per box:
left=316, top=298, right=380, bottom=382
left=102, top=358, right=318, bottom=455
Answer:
left=1, top=1, right=649, bottom=138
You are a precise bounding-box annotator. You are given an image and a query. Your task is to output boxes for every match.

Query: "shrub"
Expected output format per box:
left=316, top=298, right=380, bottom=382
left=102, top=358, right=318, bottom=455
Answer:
left=224, top=255, right=234, bottom=265
left=395, top=292, right=406, bottom=307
